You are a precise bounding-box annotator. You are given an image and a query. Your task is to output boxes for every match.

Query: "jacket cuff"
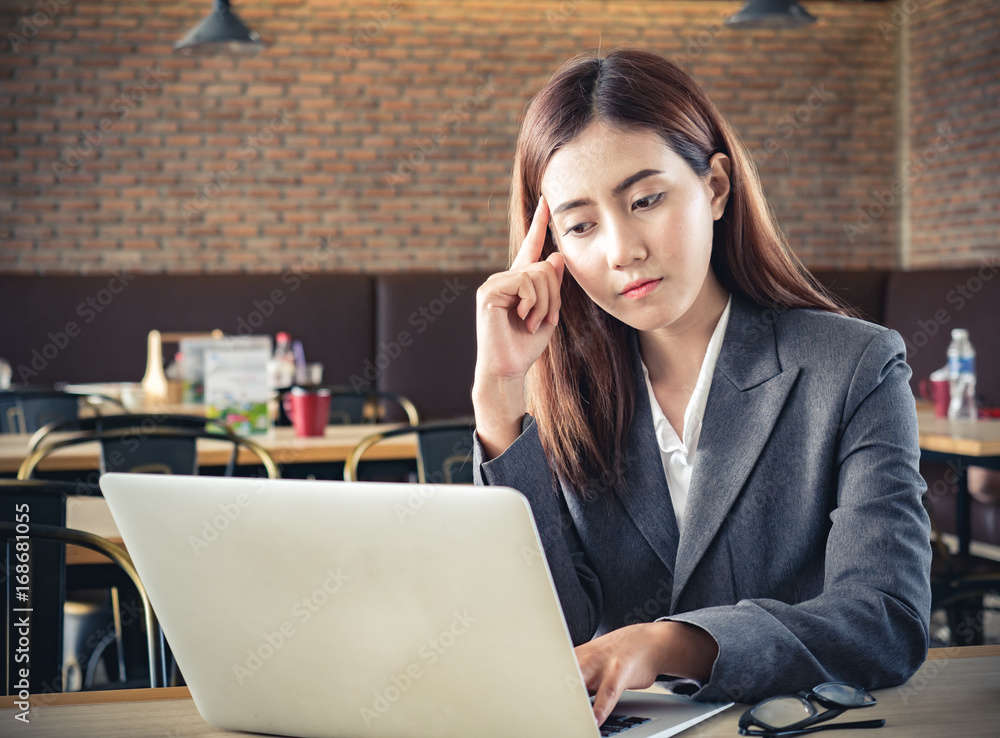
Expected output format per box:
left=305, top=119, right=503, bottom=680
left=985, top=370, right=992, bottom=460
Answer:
left=473, top=414, right=538, bottom=487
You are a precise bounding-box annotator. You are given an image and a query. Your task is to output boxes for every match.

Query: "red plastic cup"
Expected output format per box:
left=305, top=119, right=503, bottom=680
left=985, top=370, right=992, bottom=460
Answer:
left=282, top=387, right=331, bottom=437
left=919, top=377, right=950, bottom=418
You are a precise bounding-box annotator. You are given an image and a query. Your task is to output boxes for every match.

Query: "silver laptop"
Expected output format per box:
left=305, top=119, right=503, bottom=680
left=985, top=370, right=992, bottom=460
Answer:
left=100, top=473, right=732, bottom=738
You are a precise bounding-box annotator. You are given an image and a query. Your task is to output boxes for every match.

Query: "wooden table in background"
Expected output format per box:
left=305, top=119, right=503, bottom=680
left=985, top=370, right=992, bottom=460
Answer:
left=1, top=646, right=997, bottom=737
left=0, top=424, right=420, bottom=566
left=0, top=424, right=417, bottom=475
left=917, top=408, right=1000, bottom=458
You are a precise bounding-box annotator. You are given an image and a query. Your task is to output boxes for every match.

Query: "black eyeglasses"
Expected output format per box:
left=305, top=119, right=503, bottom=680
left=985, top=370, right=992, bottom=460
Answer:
left=737, top=682, right=885, bottom=737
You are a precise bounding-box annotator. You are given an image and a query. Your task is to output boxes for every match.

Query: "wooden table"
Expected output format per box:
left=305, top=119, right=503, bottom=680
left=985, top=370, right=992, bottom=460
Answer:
left=0, top=424, right=419, bottom=565
left=917, top=408, right=1000, bottom=458
left=0, top=424, right=417, bottom=475
left=917, top=408, right=1000, bottom=555
left=1, top=646, right=997, bottom=736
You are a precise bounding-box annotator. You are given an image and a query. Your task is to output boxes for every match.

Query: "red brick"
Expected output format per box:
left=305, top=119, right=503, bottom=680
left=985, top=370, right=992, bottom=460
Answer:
left=4, top=0, right=988, bottom=272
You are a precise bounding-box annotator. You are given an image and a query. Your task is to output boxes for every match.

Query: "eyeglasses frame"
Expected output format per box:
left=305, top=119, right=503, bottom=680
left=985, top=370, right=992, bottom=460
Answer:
left=737, top=681, right=886, bottom=737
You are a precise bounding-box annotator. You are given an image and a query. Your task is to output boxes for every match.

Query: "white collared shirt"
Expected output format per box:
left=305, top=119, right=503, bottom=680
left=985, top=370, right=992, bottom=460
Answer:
left=639, top=297, right=731, bottom=534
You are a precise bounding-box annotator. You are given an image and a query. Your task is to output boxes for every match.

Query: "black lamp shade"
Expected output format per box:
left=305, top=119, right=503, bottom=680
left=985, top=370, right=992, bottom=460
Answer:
left=175, top=0, right=262, bottom=51
left=725, top=0, right=818, bottom=29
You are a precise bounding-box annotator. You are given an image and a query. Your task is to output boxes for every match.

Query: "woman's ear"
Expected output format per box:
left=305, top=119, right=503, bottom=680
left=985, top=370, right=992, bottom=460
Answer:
left=707, top=153, right=731, bottom=221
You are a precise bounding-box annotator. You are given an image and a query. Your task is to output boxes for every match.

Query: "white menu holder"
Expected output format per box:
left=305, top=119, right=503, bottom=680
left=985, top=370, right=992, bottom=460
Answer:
left=203, top=337, right=272, bottom=436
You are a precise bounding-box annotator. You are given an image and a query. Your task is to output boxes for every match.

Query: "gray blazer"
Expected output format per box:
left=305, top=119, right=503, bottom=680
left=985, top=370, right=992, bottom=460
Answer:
left=474, top=295, right=932, bottom=703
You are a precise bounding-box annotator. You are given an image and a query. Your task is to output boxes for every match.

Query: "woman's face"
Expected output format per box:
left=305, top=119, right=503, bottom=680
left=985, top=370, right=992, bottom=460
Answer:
left=540, top=121, right=730, bottom=335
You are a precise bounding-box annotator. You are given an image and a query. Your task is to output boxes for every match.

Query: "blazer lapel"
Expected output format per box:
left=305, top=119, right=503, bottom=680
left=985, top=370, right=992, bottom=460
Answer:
left=616, top=332, right=682, bottom=574
left=670, top=296, right=800, bottom=611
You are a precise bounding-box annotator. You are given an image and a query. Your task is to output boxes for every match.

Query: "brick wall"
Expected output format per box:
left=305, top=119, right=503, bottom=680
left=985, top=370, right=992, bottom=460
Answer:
left=906, top=0, right=1000, bottom=268
left=1, top=1, right=907, bottom=274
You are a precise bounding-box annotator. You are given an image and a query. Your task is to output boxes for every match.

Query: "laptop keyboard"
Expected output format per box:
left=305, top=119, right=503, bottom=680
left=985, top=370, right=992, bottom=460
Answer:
left=599, top=714, right=652, bottom=736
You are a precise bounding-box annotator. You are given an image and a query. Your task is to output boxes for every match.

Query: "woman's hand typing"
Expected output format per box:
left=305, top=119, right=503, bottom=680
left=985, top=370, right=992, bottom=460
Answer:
left=575, top=622, right=719, bottom=726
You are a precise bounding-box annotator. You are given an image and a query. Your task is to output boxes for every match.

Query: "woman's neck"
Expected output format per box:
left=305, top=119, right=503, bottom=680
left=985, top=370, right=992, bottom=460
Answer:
left=638, top=275, right=729, bottom=393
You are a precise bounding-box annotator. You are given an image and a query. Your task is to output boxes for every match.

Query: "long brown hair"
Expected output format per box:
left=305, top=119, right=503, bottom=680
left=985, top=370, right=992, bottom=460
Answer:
left=511, top=49, right=843, bottom=498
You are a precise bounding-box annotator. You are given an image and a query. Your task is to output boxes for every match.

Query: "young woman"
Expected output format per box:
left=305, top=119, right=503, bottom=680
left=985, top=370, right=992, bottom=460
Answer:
left=472, top=49, right=931, bottom=723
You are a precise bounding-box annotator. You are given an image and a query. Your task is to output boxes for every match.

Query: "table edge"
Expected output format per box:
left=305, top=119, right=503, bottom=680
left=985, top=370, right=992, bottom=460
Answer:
left=4, top=646, right=997, bottom=709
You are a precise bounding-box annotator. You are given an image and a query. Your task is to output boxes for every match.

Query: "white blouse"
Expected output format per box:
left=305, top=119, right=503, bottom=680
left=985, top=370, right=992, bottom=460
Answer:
left=639, top=297, right=731, bottom=533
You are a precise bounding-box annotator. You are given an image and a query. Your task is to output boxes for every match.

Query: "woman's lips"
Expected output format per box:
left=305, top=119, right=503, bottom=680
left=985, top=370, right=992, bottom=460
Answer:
left=620, top=278, right=662, bottom=298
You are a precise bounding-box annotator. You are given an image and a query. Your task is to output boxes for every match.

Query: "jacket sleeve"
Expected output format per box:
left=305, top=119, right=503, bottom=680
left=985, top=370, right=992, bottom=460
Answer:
left=666, top=328, right=933, bottom=703
left=473, top=417, right=603, bottom=645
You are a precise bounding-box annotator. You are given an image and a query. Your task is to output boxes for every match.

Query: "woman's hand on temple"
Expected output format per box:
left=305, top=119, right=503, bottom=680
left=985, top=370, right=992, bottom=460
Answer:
left=575, top=622, right=719, bottom=726
left=473, top=197, right=565, bottom=457
left=475, top=196, right=564, bottom=380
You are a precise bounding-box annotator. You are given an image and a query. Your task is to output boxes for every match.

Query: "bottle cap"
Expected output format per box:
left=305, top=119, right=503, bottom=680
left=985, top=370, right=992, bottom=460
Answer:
left=951, top=328, right=968, bottom=340
left=276, top=331, right=290, bottom=342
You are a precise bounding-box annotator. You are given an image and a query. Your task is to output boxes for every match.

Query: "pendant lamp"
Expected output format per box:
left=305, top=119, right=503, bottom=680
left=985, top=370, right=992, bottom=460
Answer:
left=725, top=0, right=817, bottom=29
left=175, top=0, right=263, bottom=54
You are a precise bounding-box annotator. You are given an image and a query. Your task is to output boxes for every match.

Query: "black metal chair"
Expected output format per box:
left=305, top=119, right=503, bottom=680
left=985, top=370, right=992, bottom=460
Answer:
left=277, top=385, right=420, bottom=427
left=0, top=388, right=128, bottom=435
left=17, top=425, right=280, bottom=480
left=928, top=513, right=1000, bottom=646
left=0, top=390, right=82, bottom=434
left=27, top=413, right=233, bottom=454
left=344, top=418, right=474, bottom=484
left=0, top=480, right=165, bottom=694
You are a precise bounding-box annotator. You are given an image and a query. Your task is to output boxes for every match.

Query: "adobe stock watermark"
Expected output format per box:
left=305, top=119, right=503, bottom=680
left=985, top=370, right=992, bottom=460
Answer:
left=623, top=579, right=674, bottom=625
left=385, top=76, right=496, bottom=186
left=349, top=278, right=468, bottom=392
left=15, top=269, right=136, bottom=384
left=675, top=10, right=732, bottom=67
left=337, top=0, right=402, bottom=56
left=188, top=474, right=269, bottom=554
left=392, top=483, right=446, bottom=523
left=898, top=590, right=998, bottom=705
left=900, top=259, right=998, bottom=360
left=545, top=0, right=577, bottom=28
left=844, top=122, right=959, bottom=243
left=521, top=450, right=642, bottom=567
left=6, top=0, right=71, bottom=53
left=393, top=444, right=474, bottom=521
left=749, top=84, right=836, bottom=165
left=179, top=108, right=294, bottom=222
left=877, top=0, right=928, bottom=41
left=9, top=504, right=31, bottom=725
left=51, top=64, right=169, bottom=182
left=360, top=610, right=476, bottom=727
left=232, top=567, right=351, bottom=685
left=541, top=1, right=578, bottom=50
left=63, top=411, right=230, bottom=496
left=231, top=236, right=334, bottom=336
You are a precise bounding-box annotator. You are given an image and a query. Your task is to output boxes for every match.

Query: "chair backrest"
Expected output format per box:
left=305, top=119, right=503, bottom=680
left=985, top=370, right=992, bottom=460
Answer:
left=18, top=427, right=280, bottom=480
left=329, top=388, right=420, bottom=426
left=0, top=518, right=165, bottom=694
left=27, top=413, right=232, bottom=453
left=328, top=392, right=374, bottom=425
left=277, top=386, right=420, bottom=427
left=344, top=419, right=474, bottom=484
left=0, top=390, right=81, bottom=434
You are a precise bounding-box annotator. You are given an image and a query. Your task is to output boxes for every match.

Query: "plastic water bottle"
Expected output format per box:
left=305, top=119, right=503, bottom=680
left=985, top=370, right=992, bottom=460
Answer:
left=946, top=328, right=978, bottom=422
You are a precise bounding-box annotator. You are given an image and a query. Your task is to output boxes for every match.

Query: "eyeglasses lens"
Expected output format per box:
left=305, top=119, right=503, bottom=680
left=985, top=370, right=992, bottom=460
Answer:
left=813, top=683, right=874, bottom=706
left=752, top=696, right=815, bottom=728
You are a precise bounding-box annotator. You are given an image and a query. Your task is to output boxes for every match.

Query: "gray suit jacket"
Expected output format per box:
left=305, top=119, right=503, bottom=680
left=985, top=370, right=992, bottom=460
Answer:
left=474, top=295, right=932, bottom=703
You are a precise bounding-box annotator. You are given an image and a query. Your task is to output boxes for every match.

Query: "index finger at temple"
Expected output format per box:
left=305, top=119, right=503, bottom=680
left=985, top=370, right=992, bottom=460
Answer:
left=511, top=196, right=550, bottom=269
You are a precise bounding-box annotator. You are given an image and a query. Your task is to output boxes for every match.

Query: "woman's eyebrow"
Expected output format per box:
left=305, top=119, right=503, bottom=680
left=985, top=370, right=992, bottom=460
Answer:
left=551, top=169, right=664, bottom=216
left=613, top=168, right=662, bottom=194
